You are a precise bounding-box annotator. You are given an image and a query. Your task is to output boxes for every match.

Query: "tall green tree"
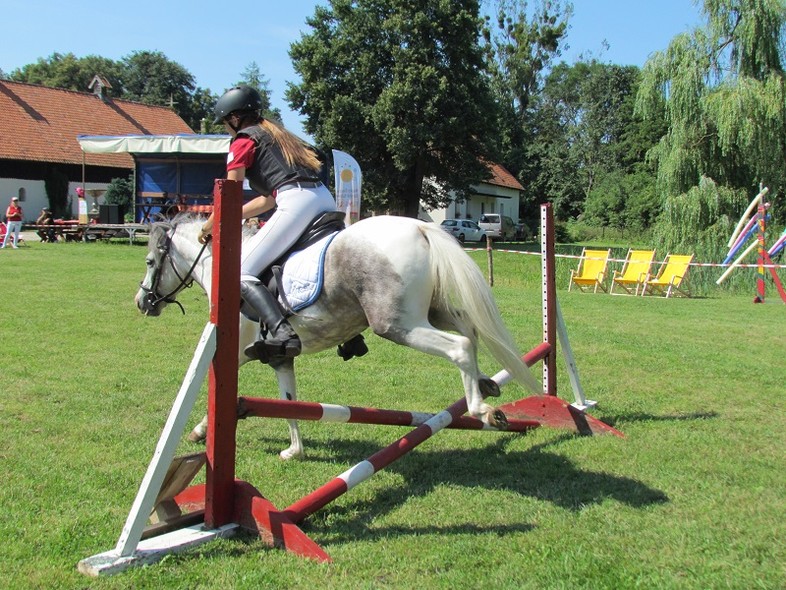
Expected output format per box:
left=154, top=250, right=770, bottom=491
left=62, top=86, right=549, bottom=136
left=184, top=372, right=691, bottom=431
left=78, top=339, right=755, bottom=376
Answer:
left=531, top=60, right=663, bottom=221
left=119, top=51, right=194, bottom=108
left=481, top=0, right=572, bottom=222
left=287, top=0, right=497, bottom=217
left=237, top=62, right=281, bottom=122
left=637, top=0, right=786, bottom=255
left=637, top=0, right=786, bottom=200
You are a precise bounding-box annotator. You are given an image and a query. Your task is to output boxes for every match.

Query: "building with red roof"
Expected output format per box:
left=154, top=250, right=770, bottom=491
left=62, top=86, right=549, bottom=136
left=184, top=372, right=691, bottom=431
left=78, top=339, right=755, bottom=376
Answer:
left=419, top=161, right=525, bottom=230
left=0, top=77, right=193, bottom=220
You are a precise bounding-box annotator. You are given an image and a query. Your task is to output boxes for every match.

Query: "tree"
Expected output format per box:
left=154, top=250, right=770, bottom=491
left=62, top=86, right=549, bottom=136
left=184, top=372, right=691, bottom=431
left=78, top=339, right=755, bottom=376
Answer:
left=10, top=51, right=213, bottom=131
left=637, top=0, right=786, bottom=201
left=287, top=0, right=498, bottom=217
left=104, top=175, right=134, bottom=212
left=10, top=52, right=123, bottom=95
left=481, top=0, right=572, bottom=222
left=530, top=60, right=663, bottom=220
left=237, top=62, right=282, bottom=122
left=120, top=50, right=195, bottom=108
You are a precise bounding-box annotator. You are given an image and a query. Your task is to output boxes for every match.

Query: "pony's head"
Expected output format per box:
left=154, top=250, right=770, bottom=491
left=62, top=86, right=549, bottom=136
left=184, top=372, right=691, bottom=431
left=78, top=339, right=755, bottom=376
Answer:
left=135, top=214, right=207, bottom=316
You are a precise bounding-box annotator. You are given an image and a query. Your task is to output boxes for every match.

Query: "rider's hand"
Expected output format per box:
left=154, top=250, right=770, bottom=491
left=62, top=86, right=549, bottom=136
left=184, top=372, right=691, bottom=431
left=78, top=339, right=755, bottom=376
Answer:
left=198, top=227, right=212, bottom=244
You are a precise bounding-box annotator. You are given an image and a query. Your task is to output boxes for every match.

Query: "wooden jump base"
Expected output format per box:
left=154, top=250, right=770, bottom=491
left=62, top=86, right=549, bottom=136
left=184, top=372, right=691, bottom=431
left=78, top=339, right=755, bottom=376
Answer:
left=78, top=186, right=621, bottom=576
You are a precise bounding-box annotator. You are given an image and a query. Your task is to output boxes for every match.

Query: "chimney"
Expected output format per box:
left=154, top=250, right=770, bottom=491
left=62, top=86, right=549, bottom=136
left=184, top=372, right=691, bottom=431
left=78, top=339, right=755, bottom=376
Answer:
left=88, top=74, right=112, bottom=101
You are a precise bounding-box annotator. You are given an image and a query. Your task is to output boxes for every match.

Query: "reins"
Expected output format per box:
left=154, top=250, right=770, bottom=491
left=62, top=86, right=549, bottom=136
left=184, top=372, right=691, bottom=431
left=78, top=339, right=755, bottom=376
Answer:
left=140, top=225, right=210, bottom=314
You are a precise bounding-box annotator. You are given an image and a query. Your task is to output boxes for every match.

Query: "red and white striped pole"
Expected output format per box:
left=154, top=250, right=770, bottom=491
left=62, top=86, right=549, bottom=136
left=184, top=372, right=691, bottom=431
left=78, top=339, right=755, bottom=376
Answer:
left=238, top=396, right=540, bottom=432
left=281, top=396, right=470, bottom=524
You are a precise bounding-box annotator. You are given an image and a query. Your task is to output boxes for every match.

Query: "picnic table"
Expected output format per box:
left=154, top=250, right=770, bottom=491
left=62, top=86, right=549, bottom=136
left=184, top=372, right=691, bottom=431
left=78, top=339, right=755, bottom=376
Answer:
left=24, top=222, right=149, bottom=244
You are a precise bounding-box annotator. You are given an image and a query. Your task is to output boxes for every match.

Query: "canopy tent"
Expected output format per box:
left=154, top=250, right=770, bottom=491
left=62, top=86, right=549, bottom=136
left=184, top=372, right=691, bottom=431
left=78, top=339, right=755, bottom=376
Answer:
left=77, top=134, right=230, bottom=155
left=77, top=134, right=232, bottom=222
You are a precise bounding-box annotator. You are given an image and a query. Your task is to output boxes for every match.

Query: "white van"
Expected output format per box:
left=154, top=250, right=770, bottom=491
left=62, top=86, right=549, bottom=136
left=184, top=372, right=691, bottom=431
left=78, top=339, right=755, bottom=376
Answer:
left=478, top=214, right=515, bottom=240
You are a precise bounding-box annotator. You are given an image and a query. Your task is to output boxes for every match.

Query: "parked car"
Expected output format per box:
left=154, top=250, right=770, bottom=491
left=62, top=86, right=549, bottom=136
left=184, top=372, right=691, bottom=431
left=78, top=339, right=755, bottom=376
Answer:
left=478, top=214, right=516, bottom=241
left=440, top=219, right=486, bottom=243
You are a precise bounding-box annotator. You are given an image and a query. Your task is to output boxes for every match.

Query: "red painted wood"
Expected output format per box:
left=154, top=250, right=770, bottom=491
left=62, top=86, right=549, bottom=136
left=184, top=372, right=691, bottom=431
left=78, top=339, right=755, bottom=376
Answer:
left=233, top=481, right=332, bottom=562
left=206, top=179, right=243, bottom=528
left=238, top=397, right=540, bottom=432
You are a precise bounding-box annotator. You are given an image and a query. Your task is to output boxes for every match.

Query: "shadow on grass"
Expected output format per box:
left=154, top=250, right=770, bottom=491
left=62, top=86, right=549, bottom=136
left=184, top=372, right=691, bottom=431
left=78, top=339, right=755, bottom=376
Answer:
left=601, top=411, right=719, bottom=428
left=249, top=431, right=668, bottom=545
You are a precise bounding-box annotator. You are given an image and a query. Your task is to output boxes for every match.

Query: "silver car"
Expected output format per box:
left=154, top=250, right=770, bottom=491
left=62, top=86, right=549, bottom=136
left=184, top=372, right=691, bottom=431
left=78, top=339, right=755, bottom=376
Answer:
left=440, top=219, right=486, bottom=243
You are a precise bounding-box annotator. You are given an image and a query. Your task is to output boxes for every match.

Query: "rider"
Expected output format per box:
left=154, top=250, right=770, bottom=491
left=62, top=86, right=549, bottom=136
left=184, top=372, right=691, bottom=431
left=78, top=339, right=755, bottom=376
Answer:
left=201, top=85, right=337, bottom=363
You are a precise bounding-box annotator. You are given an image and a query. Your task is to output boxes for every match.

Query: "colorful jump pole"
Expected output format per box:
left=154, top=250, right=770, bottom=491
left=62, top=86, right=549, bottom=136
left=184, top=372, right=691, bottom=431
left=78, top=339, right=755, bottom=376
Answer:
left=728, top=187, right=768, bottom=248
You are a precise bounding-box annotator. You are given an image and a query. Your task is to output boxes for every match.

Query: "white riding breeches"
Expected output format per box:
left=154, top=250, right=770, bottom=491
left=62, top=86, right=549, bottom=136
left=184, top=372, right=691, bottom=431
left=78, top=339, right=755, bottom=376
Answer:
left=240, top=184, right=337, bottom=281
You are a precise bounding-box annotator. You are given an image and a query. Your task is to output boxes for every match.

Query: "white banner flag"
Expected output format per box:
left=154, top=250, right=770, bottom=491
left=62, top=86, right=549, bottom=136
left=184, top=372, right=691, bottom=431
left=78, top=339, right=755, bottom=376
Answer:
left=332, top=149, right=362, bottom=225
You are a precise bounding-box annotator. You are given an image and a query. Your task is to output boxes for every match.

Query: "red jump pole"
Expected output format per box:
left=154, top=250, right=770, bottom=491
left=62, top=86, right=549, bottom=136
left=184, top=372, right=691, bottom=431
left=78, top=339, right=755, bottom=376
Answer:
left=238, top=397, right=540, bottom=432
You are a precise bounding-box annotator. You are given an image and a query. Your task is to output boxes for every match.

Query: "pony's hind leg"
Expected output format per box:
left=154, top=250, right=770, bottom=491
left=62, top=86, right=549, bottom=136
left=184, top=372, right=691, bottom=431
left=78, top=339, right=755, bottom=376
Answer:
left=430, top=308, right=500, bottom=399
left=378, top=323, right=507, bottom=429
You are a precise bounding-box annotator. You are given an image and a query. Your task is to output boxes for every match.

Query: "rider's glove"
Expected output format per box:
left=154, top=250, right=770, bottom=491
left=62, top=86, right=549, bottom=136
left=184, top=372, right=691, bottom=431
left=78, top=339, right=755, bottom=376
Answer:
left=198, top=227, right=212, bottom=244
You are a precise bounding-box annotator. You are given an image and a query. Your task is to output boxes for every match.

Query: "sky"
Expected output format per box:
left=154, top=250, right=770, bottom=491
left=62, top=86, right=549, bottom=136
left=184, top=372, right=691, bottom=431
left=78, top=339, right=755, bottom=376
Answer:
left=1, top=0, right=702, bottom=137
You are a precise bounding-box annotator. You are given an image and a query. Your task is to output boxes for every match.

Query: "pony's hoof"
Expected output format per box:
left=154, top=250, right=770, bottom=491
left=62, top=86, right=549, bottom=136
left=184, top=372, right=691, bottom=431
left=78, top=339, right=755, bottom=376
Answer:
left=279, top=447, right=305, bottom=461
left=479, top=378, right=501, bottom=398
left=489, top=408, right=509, bottom=431
left=187, top=430, right=206, bottom=443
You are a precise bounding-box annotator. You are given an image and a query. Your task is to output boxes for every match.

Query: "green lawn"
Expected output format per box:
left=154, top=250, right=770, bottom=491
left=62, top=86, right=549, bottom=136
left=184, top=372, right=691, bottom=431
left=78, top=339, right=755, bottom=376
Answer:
left=1, top=239, right=784, bottom=589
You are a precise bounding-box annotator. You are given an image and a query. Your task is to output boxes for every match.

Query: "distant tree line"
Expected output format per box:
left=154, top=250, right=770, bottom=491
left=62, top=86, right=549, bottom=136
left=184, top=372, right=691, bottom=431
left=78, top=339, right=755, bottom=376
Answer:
left=4, top=0, right=784, bottom=259
left=4, top=51, right=279, bottom=133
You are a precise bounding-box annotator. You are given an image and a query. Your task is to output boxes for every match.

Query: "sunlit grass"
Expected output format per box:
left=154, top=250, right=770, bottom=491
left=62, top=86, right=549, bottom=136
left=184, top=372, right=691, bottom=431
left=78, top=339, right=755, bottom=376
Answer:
left=1, top=240, right=784, bottom=589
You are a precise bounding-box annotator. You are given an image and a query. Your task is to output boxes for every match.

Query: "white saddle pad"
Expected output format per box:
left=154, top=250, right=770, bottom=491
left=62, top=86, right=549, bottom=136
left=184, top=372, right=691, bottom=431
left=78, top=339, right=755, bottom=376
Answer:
left=279, top=232, right=339, bottom=311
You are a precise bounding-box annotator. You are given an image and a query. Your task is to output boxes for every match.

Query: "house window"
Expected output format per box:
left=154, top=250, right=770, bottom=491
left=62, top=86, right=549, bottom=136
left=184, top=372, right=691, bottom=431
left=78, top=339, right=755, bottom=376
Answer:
left=17, top=188, right=26, bottom=202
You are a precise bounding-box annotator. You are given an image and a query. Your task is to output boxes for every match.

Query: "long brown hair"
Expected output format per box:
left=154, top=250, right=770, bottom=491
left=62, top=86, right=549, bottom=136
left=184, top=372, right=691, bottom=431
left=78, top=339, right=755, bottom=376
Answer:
left=259, top=119, right=321, bottom=172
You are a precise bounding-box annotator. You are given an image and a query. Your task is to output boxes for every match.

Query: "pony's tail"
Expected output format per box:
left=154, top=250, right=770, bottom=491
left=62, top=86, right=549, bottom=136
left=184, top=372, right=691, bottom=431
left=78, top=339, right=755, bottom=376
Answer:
left=420, top=223, right=540, bottom=393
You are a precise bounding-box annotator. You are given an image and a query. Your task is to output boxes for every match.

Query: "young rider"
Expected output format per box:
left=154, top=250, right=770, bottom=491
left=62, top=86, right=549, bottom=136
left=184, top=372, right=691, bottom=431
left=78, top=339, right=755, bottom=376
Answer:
left=201, top=85, right=337, bottom=363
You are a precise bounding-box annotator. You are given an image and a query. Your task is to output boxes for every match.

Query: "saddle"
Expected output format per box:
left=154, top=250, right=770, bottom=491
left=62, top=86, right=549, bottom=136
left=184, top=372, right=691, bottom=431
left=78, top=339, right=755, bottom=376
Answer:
left=257, top=210, right=368, bottom=362
left=258, top=210, right=346, bottom=301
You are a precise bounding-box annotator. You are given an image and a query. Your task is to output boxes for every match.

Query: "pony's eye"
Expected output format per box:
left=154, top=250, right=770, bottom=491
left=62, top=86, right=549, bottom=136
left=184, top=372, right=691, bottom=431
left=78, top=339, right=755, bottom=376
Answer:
left=146, top=258, right=154, bottom=267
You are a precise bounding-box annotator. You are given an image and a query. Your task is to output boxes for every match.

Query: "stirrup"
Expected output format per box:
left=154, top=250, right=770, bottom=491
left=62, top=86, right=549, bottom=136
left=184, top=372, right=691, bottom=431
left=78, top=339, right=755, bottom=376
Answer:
left=244, top=337, right=302, bottom=364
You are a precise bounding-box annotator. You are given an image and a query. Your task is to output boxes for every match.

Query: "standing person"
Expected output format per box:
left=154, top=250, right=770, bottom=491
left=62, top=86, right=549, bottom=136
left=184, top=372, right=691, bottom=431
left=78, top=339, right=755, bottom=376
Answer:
left=201, top=85, right=337, bottom=363
left=2, top=196, right=23, bottom=249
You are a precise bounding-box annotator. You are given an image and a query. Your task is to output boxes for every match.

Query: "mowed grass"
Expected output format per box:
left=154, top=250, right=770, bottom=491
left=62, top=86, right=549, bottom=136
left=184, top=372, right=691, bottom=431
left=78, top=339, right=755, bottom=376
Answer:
left=0, top=238, right=784, bottom=589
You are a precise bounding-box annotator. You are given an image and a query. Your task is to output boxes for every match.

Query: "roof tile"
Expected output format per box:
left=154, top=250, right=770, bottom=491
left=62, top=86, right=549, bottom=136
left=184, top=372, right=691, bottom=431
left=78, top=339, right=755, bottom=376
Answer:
left=0, top=80, right=193, bottom=169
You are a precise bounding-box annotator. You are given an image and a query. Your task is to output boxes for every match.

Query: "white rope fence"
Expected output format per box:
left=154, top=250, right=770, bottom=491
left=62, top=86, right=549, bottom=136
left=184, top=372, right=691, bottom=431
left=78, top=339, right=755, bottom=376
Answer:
left=465, top=247, right=786, bottom=270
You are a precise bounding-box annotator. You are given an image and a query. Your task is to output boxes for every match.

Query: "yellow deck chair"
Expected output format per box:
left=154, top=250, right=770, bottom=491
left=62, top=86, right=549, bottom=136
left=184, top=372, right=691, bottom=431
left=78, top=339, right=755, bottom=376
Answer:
left=610, top=249, right=656, bottom=295
left=568, top=248, right=611, bottom=293
left=642, top=254, right=694, bottom=298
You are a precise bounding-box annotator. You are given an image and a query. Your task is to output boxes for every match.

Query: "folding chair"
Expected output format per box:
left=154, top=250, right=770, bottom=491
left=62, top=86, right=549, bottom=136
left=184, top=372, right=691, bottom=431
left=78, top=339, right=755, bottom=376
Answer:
left=0, top=222, right=25, bottom=248
left=568, top=248, right=611, bottom=293
left=642, top=254, right=694, bottom=298
left=610, top=249, right=656, bottom=295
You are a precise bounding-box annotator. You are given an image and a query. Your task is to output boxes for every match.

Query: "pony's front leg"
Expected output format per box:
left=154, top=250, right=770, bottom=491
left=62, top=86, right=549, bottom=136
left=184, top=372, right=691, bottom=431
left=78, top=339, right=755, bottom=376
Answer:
left=188, top=415, right=208, bottom=442
left=270, top=357, right=304, bottom=461
left=188, top=316, right=259, bottom=444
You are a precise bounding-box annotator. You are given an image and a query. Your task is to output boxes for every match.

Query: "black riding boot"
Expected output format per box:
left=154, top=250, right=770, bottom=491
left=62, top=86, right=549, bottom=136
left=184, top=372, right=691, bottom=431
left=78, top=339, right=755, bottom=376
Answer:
left=240, top=280, right=301, bottom=363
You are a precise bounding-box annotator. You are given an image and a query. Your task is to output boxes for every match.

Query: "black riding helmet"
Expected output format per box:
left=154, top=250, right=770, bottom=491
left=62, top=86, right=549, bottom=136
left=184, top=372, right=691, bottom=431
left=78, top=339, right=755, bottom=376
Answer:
left=213, top=85, right=263, bottom=124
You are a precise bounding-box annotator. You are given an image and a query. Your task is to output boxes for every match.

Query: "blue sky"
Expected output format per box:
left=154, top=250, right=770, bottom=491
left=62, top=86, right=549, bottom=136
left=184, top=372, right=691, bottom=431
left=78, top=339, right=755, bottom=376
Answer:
left=2, top=0, right=701, bottom=135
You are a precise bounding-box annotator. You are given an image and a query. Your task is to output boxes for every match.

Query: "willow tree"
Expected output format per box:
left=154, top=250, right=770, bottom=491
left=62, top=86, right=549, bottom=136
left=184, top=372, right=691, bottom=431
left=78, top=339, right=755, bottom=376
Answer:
left=637, top=0, right=786, bottom=258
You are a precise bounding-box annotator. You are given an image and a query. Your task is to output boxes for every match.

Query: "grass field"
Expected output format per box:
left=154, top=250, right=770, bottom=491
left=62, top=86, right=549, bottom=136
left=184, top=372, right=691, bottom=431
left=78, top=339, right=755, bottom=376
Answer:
left=1, top=238, right=784, bottom=589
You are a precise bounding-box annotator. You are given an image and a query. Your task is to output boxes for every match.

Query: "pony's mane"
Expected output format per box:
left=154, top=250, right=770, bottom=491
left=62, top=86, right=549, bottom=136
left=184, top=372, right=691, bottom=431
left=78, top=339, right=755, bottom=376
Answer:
left=148, top=211, right=256, bottom=247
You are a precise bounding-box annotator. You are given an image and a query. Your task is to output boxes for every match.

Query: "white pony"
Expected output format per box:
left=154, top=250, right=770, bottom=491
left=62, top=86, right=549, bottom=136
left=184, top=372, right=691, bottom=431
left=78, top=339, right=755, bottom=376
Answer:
left=135, top=213, right=539, bottom=459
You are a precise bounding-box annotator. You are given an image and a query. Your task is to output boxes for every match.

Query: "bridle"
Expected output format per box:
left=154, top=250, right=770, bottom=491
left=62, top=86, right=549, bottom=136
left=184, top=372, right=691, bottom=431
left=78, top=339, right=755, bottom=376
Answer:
left=139, top=225, right=210, bottom=315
